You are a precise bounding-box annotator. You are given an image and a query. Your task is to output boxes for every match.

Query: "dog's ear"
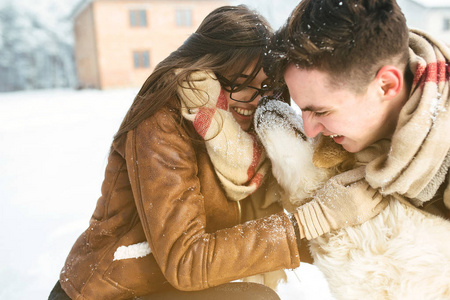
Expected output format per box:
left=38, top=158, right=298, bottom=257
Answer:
left=312, top=135, right=355, bottom=170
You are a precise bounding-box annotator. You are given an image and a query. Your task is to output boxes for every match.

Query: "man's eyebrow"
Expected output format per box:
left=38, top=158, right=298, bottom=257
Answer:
left=301, top=105, right=328, bottom=112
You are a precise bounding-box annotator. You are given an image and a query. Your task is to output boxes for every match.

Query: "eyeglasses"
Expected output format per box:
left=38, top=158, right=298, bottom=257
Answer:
left=216, top=73, right=273, bottom=103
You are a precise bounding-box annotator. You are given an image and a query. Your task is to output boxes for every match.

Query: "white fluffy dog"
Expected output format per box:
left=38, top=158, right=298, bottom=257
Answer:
left=254, top=98, right=450, bottom=300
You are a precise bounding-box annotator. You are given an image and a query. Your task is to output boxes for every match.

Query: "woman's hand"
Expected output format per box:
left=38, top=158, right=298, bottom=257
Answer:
left=294, top=166, right=388, bottom=240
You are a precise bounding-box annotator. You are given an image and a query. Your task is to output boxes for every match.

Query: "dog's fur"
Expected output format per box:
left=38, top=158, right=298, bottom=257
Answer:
left=254, top=98, right=450, bottom=300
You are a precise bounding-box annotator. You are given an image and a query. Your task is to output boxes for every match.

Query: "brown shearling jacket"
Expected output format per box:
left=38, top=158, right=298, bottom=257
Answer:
left=59, top=106, right=304, bottom=300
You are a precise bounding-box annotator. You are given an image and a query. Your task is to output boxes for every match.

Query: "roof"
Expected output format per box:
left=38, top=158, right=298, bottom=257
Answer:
left=69, top=0, right=91, bottom=19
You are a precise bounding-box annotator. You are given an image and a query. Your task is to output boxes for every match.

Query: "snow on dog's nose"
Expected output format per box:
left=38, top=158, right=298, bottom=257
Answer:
left=255, top=96, right=307, bottom=141
left=254, top=97, right=331, bottom=208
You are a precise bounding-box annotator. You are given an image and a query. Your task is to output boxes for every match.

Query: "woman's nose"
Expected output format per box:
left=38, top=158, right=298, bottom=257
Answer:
left=251, top=93, right=264, bottom=106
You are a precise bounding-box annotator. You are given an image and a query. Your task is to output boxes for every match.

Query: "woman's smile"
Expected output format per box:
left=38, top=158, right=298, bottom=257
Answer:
left=232, top=106, right=255, bottom=117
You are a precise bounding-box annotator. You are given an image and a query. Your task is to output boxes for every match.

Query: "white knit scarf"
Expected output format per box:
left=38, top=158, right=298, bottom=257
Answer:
left=366, top=29, right=450, bottom=204
left=176, top=70, right=270, bottom=201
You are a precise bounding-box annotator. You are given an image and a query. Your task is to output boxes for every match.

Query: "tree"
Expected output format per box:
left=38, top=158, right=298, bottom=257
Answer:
left=0, top=1, right=76, bottom=92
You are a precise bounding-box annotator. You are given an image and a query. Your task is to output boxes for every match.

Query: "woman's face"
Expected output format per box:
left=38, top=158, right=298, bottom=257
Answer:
left=221, top=65, right=272, bottom=132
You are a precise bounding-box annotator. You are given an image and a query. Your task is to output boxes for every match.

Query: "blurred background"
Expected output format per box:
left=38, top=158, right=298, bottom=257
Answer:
left=0, top=0, right=448, bottom=93
left=0, top=0, right=302, bottom=92
left=0, top=0, right=449, bottom=299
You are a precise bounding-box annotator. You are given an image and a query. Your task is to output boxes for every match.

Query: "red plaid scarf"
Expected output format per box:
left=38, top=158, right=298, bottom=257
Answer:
left=366, top=29, right=450, bottom=205
left=177, top=70, right=270, bottom=201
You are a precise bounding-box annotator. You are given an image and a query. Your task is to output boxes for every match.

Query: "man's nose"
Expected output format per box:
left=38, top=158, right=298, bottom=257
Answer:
left=302, top=112, right=324, bottom=138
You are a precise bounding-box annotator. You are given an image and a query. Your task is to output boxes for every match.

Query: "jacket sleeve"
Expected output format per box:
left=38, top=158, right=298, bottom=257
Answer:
left=125, top=109, right=300, bottom=291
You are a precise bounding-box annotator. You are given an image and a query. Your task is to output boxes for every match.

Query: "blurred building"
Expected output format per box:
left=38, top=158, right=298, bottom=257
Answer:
left=399, top=0, right=450, bottom=45
left=71, top=0, right=230, bottom=89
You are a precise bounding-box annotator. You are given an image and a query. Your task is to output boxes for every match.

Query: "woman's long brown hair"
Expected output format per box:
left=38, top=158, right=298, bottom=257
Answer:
left=112, top=5, right=273, bottom=149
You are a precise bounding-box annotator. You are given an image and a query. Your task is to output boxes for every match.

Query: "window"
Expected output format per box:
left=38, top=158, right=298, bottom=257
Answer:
left=176, top=8, right=192, bottom=27
left=133, top=51, right=150, bottom=68
left=444, top=18, right=450, bottom=31
left=130, top=9, right=147, bottom=27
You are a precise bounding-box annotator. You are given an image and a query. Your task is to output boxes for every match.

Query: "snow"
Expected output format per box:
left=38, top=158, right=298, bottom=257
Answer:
left=0, top=88, right=134, bottom=299
left=0, top=88, right=334, bottom=299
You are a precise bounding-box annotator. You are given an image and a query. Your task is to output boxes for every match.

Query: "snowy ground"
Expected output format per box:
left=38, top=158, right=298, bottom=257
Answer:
left=0, top=88, right=334, bottom=299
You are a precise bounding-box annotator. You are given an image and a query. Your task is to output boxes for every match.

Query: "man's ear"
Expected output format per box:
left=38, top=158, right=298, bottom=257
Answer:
left=376, top=66, right=404, bottom=99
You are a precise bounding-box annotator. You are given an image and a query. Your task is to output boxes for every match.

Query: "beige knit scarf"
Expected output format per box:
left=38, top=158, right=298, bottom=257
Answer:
left=176, top=70, right=270, bottom=201
left=366, top=29, right=450, bottom=206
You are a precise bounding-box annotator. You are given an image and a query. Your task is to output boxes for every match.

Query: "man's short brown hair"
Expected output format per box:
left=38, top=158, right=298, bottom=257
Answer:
left=266, top=0, right=410, bottom=93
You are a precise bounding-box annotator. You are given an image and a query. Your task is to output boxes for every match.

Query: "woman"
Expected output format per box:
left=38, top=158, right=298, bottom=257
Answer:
left=49, top=5, right=307, bottom=300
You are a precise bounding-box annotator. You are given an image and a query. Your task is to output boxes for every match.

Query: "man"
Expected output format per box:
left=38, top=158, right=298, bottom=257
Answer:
left=267, top=0, right=449, bottom=238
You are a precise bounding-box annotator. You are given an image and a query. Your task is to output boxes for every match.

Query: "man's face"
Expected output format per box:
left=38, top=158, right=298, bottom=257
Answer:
left=284, top=64, right=393, bottom=153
